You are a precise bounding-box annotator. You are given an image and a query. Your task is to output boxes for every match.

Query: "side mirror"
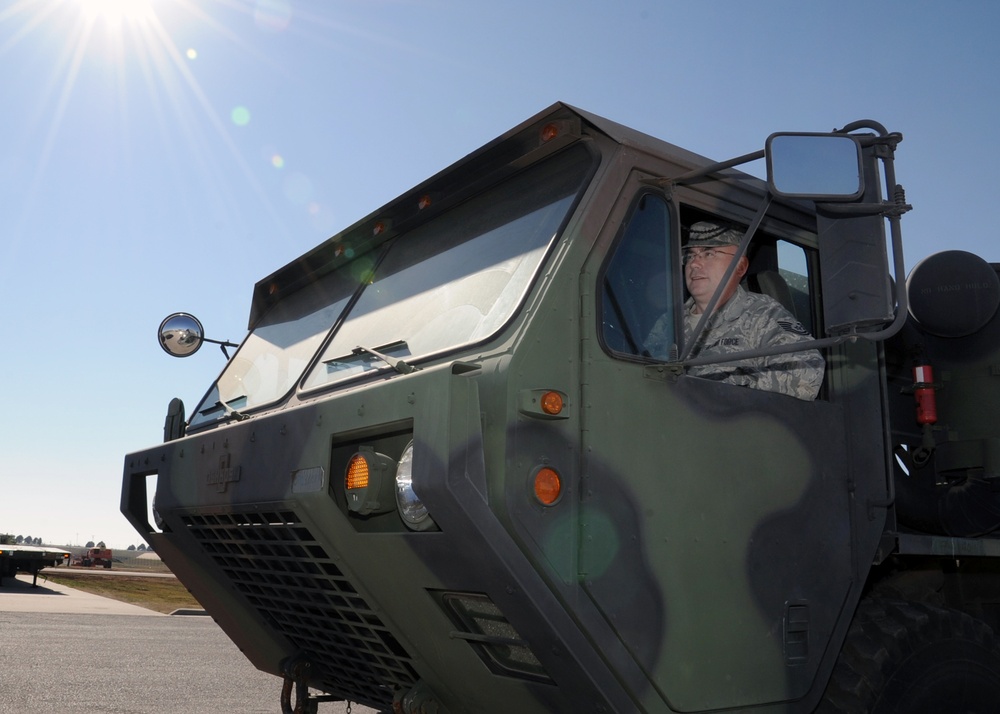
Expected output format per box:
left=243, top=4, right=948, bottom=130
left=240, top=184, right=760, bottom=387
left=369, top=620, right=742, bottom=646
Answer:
left=158, top=313, right=204, bottom=357
left=765, top=133, right=864, bottom=200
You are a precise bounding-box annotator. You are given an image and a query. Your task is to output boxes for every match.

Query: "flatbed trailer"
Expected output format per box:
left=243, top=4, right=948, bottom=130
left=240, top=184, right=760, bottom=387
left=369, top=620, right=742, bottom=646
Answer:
left=0, top=545, right=71, bottom=587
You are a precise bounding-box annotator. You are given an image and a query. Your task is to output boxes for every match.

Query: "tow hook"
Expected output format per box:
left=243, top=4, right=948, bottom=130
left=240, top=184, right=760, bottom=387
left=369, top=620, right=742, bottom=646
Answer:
left=279, top=656, right=346, bottom=714
left=393, top=681, right=446, bottom=713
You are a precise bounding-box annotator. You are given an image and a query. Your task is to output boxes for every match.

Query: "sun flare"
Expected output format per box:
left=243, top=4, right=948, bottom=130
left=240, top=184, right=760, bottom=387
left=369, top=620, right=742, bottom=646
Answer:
left=75, top=0, right=157, bottom=26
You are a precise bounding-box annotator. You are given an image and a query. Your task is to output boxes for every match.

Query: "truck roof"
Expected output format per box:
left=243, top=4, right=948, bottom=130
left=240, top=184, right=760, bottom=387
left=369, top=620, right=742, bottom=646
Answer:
left=246, top=102, right=751, bottom=328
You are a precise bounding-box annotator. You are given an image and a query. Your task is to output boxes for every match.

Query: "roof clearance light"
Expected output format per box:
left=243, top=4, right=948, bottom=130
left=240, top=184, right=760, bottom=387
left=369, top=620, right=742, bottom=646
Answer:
left=540, top=123, right=560, bottom=143
left=533, top=467, right=562, bottom=506
left=418, top=194, right=432, bottom=210
left=345, top=448, right=396, bottom=515
left=373, top=221, right=386, bottom=236
left=540, top=391, right=563, bottom=416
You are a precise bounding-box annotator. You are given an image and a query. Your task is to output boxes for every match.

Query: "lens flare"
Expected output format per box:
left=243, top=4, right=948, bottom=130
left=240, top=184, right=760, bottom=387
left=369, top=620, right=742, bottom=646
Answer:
left=231, top=106, right=251, bottom=126
left=254, top=0, right=292, bottom=32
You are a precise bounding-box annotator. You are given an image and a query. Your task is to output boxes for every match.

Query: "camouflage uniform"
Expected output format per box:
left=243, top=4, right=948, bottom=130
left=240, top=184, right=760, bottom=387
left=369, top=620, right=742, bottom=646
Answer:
left=646, top=286, right=825, bottom=400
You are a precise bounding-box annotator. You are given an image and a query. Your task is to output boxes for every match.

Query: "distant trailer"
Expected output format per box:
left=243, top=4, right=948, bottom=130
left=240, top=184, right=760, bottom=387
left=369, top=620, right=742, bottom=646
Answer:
left=0, top=545, right=71, bottom=587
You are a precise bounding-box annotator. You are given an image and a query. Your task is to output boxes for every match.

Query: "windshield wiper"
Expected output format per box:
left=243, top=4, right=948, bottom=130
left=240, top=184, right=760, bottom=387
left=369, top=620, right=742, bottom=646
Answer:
left=353, top=343, right=419, bottom=374
left=199, top=396, right=250, bottom=421
left=322, top=340, right=418, bottom=375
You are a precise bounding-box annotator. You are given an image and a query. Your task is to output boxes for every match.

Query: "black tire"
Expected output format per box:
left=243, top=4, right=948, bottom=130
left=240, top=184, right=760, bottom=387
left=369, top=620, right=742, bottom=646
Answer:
left=818, top=599, right=1000, bottom=714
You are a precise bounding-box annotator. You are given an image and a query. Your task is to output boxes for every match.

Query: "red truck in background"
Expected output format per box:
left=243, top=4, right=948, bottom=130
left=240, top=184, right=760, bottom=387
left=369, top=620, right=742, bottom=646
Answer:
left=73, top=547, right=113, bottom=568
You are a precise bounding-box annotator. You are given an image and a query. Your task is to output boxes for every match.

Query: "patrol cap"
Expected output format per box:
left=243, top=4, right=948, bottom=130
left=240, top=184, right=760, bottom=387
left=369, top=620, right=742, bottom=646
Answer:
left=685, top=221, right=743, bottom=248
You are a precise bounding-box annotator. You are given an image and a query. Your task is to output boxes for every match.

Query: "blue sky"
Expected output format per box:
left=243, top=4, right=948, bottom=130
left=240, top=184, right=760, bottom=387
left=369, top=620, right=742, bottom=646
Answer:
left=2, top=0, right=998, bottom=548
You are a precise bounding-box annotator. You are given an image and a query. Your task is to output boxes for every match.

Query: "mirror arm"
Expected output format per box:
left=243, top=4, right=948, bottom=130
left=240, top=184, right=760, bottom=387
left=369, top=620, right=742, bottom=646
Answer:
left=835, top=119, right=889, bottom=136
left=677, top=334, right=856, bottom=369
left=870, top=159, right=910, bottom=343
left=834, top=121, right=903, bottom=159
left=201, top=336, right=239, bottom=359
left=817, top=195, right=912, bottom=218
left=645, top=149, right=765, bottom=188
left=675, top=328, right=892, bottom=370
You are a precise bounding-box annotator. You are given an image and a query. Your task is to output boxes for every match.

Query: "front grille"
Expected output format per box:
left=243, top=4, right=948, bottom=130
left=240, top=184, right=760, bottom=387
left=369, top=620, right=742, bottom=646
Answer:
left=181, top=510, right=416, bottom=708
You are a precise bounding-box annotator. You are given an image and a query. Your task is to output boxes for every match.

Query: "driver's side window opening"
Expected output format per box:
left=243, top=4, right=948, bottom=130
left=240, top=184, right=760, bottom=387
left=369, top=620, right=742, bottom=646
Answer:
left=599, top=199, right=822, bottom=374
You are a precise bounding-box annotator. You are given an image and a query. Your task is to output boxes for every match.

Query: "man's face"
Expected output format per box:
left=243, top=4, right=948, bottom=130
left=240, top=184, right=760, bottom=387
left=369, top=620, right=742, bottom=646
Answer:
left=683, top=246, right=748, bottom=312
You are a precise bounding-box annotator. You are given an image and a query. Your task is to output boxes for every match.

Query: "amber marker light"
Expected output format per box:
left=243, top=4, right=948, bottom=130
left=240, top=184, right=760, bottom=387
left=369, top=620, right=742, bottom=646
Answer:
left=418, top=194, right=432, bottom=210
left=345, top=454, right=370, bottom=490
left=533, top=467, right=562, bottom=506
left=540, top=122, right=560, bottom=142
left=540, top=391, right=563, bottom=416
left=345, top=448, right=396, bottom=515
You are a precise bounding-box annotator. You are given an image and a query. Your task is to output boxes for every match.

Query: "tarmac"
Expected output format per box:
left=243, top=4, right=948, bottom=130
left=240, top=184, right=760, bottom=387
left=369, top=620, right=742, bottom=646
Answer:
left=0, top=572, right=376, bottom=713
left=0, top=572, right=164, bottom=615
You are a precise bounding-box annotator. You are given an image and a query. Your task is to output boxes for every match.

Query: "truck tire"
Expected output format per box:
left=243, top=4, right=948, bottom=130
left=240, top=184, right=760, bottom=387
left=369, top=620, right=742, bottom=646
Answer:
left=817, top=599, right=1000, bottom=714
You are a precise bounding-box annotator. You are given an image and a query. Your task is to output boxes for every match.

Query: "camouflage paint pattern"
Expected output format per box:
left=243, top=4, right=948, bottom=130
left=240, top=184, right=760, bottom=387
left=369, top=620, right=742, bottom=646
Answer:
left=122, top=105, right=901, bottom=713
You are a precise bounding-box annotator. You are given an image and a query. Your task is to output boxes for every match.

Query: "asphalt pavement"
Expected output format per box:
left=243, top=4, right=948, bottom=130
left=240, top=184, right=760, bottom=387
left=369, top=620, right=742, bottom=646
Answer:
left=0, top=574, right=377, bottom=713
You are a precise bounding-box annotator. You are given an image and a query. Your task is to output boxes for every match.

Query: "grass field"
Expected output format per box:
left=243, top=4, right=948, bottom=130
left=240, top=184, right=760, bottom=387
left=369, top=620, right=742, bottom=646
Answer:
left=43, top=569, right=203, bottom=614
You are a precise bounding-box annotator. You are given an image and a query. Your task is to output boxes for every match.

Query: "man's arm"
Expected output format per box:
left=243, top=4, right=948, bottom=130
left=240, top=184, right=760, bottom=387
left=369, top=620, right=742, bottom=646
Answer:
left=749, top=299, right=825, bottom=400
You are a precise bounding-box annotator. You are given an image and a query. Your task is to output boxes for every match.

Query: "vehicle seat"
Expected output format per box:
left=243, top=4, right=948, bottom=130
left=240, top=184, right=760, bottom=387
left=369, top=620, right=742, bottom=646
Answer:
left=750, top=270, right=795, bottom=316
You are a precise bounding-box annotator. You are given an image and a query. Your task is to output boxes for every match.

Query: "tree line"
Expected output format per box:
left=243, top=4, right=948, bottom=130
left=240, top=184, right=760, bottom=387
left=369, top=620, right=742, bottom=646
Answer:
left=1, top=534, right=151, bottom=551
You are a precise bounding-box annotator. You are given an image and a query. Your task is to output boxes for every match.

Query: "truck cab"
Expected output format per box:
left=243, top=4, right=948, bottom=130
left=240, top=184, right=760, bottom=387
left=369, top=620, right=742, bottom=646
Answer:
left=123, top=104, right=1000, bottom=713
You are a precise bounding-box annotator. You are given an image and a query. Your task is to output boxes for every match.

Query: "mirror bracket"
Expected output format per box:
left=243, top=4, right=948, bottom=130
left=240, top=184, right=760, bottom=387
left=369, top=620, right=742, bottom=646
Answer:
left=158, top=313, right=239, bottom=359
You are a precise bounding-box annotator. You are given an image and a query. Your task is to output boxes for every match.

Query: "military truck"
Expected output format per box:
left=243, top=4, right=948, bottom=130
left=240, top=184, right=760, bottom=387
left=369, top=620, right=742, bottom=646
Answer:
left=122, top=103, right=1000, bottom=713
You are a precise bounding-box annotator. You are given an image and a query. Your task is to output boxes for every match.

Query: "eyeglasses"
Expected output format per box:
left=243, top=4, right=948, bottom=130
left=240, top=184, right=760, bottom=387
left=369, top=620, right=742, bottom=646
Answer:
left=682, top=248, right=736, bottom=265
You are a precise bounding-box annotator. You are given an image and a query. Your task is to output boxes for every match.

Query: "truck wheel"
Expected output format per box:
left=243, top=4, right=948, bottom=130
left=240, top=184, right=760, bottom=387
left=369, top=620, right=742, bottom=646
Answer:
left=818, top=599, right=1000, bottom=714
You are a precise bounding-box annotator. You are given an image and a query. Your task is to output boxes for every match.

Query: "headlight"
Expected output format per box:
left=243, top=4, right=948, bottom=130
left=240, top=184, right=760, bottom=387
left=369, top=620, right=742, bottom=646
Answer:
left=395, top=441, right=436, bottom=531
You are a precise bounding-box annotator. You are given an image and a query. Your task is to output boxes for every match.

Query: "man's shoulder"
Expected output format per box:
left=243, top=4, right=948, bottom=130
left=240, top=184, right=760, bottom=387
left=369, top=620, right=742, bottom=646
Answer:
left=728, top=287, right=786, bottom=319
left=736, top=288, right=812, bottom=338
left=736, top=288, right=790, bottom=317
left=737, top=286, right=780, bottom=308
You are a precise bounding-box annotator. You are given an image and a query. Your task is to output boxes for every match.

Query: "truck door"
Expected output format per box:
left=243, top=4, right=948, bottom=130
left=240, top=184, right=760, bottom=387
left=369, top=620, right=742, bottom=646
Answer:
left=579, top=178, right=855, bottom=712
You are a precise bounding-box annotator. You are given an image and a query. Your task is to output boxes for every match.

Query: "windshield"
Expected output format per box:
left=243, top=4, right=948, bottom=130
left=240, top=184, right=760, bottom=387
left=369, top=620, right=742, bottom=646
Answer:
left=190, top=268, right=360, bottom=426
left=190, top=144, right=592, bottom=426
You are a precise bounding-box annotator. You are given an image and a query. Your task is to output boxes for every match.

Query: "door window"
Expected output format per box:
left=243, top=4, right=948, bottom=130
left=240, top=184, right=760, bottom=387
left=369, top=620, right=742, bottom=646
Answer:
left=599, top=193, right=675, bottom=360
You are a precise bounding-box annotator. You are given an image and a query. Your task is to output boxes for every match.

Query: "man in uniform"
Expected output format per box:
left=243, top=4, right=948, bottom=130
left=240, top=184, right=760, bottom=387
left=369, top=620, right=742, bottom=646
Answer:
left=647, top=221, right=824, bottom=400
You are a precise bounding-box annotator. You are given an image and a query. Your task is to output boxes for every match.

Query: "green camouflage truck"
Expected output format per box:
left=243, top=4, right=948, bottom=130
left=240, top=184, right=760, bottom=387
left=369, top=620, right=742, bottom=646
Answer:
left=122, top=104, right=1000, bottom=713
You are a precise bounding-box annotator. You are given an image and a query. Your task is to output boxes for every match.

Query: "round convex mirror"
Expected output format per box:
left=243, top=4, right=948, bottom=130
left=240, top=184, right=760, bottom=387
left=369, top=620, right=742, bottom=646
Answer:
left=158, top=313, right=205, bottom=357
